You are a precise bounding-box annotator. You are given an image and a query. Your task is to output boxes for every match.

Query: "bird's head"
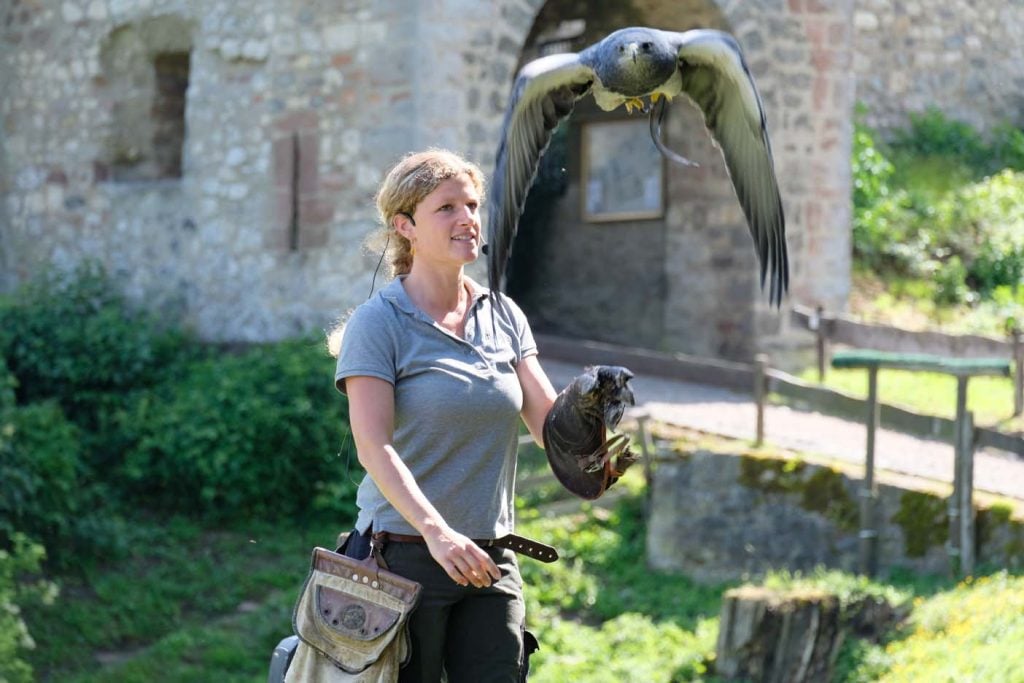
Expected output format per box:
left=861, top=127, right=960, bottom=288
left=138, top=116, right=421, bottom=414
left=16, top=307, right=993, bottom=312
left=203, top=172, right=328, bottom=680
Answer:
left=592, top=28, right=676, bottom=95
left=575, top=365, right=636, bottom=429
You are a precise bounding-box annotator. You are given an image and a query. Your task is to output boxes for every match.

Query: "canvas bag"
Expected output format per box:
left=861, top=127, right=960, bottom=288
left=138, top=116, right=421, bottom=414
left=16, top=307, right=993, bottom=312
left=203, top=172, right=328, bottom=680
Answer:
left=287, top=546, right=422, bottom=682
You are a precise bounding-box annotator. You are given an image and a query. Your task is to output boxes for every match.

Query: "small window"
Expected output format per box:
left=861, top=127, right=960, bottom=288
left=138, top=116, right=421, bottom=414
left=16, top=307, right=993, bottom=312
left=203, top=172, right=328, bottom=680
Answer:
left=151, top=53, right=190, bottom=179
left=100, top=16, right=193, bottom=182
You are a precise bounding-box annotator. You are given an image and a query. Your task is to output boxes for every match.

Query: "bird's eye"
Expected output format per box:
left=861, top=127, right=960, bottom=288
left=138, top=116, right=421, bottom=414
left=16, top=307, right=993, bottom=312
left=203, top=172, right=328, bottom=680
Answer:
left=618, top=45, right=625, bottom=53
left=641, top=42, right=652, bottom=51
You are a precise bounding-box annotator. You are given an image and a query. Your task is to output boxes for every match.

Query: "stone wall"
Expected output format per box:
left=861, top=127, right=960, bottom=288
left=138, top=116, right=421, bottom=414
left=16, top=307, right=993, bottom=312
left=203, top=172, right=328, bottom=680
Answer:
left=853, top=0, right=1024, bottom=136
left=3, top=0, right=1018, bottom=348
left=0, top=0, right=537, bottom=341
left=647, top=447, right=1024, bottom=583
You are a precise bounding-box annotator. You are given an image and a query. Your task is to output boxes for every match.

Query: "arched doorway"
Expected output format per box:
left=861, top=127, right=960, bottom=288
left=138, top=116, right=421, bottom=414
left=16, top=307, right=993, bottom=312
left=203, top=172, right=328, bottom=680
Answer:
left=504, top=0, right=774, bottom=358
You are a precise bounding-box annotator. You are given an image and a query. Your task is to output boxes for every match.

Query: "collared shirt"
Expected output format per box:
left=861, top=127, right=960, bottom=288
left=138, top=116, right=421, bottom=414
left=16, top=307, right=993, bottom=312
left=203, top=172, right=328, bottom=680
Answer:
left=335, top=276, right=537, bottom=538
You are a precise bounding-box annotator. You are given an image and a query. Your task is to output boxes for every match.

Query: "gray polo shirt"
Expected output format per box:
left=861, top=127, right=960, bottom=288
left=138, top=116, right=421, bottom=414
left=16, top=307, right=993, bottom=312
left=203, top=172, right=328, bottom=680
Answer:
left=335, top=276, right=537, bottom=538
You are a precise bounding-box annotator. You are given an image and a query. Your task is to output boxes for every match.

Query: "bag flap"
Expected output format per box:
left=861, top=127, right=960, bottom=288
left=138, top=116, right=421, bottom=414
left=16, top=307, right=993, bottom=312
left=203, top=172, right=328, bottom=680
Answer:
left=312, top=547, right=422, bottom=608
left=315, top=583, right=401, bottom=642
left=292, top=547, right=421, bottom=673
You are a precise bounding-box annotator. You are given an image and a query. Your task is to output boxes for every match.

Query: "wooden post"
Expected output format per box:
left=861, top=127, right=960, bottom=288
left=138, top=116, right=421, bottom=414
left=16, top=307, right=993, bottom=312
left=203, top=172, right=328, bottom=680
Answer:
left=859, top=365, right=880, bottom=577
left=754, top=354, right=768, bottom=447
left=948, top=376, right=968, bottom=573
left=1013, top=328, right=1023, bottom=417
left=634, top=410, right=655, bottom=515
left=716, top=586, right=843, bottom=683
left=959, top=410, right=976, bottom=576
left=814, top=305, right=827, bottom=383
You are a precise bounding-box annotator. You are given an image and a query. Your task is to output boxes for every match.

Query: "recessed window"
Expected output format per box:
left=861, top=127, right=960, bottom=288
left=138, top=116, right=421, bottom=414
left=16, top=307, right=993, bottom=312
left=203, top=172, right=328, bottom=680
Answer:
left=99, top=16, right=193, bottom=182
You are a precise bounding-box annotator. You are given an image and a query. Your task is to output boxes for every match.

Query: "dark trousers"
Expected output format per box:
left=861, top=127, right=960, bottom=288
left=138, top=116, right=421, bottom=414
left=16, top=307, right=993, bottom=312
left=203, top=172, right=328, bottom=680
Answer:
left=384, top=541, right=526, bottom=683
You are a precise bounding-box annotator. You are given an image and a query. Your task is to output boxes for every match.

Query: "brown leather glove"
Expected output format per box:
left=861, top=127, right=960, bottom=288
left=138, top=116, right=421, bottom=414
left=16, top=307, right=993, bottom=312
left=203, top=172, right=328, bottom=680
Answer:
left=542, top=365, right=639, bottom=500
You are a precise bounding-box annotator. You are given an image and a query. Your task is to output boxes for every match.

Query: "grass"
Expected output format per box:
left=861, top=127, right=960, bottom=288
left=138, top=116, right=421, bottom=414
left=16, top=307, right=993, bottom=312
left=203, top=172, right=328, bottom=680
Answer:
left=518, top=495, right=727, bottom=682
left=23, top=515, right=342, bottom=682
left=797, top=364, right=1021, bottom=431
left=17, top=452, right=1024, bottom=683
left=840, top=571, right=1024, bottom=683
left=814, top=268, right=1024, bottom=432
left=847, top=268, right=1022, bottom=338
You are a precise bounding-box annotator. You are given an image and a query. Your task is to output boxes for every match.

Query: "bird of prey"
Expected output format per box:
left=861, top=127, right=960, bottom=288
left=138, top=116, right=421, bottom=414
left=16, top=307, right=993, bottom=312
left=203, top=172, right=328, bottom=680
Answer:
left=487, top=26, right=788, bottom=305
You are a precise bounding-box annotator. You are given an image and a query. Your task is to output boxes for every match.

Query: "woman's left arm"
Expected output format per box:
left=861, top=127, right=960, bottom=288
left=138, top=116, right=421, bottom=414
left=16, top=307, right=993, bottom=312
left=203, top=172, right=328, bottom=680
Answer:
left=517, top=354, right=558, bottom=446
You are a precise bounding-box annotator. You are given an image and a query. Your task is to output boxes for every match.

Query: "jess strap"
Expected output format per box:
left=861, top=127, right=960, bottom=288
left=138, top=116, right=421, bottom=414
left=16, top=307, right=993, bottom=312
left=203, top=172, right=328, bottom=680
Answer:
left=374, top=531, right=559, bottom=563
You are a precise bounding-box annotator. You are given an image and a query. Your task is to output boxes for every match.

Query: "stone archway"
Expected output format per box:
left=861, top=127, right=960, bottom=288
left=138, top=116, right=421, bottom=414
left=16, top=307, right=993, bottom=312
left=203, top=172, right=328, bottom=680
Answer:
left=497, top=0, right=855, bottom=360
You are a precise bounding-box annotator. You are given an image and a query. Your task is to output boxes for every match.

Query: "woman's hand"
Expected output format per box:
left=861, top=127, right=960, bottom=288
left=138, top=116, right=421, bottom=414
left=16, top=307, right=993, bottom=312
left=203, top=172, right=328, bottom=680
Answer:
left=423, top=525, right=501, bottom=588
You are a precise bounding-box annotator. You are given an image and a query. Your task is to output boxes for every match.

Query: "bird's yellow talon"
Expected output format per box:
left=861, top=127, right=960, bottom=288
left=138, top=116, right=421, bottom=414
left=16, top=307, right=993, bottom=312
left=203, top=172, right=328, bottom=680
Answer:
left=623, top=97, right=645, bottom=114
left=651, top=92, right=662, bottom=103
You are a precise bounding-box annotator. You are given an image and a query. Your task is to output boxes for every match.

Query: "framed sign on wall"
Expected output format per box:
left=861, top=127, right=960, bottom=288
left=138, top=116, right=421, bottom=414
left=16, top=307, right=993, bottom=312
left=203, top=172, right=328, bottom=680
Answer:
left=581, top=118, right=665, bottom=222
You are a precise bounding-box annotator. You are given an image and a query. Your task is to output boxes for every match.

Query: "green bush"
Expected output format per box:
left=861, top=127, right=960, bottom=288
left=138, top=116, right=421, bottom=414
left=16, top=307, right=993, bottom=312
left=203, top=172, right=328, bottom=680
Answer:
left=922, top=170, right=1024, bottom=303
left=0, top=263, right=195, bottom=431
left=854, top=112, right=1024, bottom=309
left=0, top=402, right=82, bottom=549
left=119, top=339, right=357, bottom=520
left=0, top=400, right=125, bottom=567
left=0, top=534, right=57, bottom=683
left=892, top=107, right=989, bottom=169
left=844, top=572, right=1024, bottom=682
left=851, top=123, right=925, bottom=274
left=0, top=357, right=14, bottom=410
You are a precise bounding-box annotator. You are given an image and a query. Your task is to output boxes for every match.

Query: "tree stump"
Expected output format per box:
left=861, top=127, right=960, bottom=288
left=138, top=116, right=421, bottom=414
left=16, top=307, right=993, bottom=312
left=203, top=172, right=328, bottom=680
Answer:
left=715, top=586, right=843, bottom=683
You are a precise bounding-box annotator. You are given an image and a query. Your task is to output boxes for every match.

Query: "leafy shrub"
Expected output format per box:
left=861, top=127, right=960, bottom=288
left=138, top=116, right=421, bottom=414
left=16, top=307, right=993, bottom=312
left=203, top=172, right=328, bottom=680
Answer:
left=853, top=122, right=896, bottom=209
left=851, top=123, right=925, bottom=274
left=120, top=339, right=357, bottom=520
left=0, top=534, right=58, bottom=683
left=988, top=123, right=1024, bottom=172
left=0, top=400, right=124, bottom=567
left=0, top=263, right=195, bottom=433
left=892, top=107, right=989, bottom=169
left=854, top=112, right=1024, bottom=310
left=852, top=572, right=1024, bottom=682
left=0, top=402, right=82, bottom=551
left=927, top=170, right=1024, bottom=301
left=0, top=358, right=14, bottom=410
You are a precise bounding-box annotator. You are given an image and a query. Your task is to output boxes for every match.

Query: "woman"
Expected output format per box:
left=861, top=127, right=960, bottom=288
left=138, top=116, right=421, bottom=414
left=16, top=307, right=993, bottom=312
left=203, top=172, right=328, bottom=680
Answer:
left=332, top=148, right=559, bottom=682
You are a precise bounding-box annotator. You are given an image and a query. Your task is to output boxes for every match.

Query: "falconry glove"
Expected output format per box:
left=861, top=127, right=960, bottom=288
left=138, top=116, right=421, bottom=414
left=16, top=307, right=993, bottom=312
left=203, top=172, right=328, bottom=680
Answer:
left=543, top=365, right=639, bottom=500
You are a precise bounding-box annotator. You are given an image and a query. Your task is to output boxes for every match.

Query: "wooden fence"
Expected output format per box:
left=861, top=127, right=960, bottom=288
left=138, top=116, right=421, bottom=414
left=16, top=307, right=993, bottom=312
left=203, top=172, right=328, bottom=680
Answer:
left=535, top=333, right=1024, bottom=458
left=536, top=331, right=1024, bottom=577
left=792, top=304, right=1024, bottom=415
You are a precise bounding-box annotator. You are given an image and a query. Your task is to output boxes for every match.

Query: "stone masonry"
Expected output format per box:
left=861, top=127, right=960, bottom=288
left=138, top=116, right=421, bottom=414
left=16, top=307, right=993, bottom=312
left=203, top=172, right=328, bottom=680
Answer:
left=647, top=447, right=1024, bottom=584
left=0, top=0, right=540, bottom=341
left=0, top=0, right=1021, bottom=350
left=853, top=0, right=1024, bottom=136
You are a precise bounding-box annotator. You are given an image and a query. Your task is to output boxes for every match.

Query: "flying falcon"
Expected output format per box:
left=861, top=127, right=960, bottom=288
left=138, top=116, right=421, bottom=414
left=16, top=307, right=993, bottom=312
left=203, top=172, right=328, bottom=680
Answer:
left=487, top=26, right=788, bottom=306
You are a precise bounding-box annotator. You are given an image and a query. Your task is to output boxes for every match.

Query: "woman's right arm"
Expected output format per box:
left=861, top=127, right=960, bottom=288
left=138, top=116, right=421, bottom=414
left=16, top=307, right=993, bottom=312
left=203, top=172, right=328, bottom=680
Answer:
left=345, top=375, right=500, bottom=587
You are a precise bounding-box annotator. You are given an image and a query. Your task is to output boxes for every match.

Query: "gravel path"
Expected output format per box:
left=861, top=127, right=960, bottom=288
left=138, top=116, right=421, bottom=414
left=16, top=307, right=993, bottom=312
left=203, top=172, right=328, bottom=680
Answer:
left=541, top=359, right=1024, bottom=502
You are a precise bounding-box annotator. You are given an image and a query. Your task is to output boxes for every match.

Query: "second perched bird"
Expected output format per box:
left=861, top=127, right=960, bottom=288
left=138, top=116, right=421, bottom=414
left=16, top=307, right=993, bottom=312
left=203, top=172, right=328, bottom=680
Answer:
left=488, top=27, right=788, bottom=305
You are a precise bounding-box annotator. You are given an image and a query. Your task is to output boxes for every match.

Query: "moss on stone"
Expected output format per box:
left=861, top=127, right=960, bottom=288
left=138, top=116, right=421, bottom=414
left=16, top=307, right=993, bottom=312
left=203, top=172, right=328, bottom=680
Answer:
left=738, top=455, right=859, bottom=530
left=975, top=503, right=1024, bottom=567
left=892, top=491, right=948, bottom=558
left=738, top=454, right=806, bottom=494
left=976, top=504, right=1011, bottom=549
left=801, top=468, right=859, bottom=531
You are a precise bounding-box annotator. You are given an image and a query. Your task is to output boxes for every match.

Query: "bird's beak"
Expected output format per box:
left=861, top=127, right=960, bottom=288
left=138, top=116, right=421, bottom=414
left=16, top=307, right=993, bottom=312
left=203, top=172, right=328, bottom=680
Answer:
left=629, top=42, right=638, bottom=63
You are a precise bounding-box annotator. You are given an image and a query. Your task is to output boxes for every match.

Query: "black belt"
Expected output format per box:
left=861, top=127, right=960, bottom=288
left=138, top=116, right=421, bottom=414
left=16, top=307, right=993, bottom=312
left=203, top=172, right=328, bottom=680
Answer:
left=374, top=531, right=559, bottom=563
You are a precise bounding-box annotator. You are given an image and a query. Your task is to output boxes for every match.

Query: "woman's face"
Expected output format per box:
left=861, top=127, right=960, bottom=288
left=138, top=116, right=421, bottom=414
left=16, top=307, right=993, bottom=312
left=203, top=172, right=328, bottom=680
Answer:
left=403, top=173, right=482, bottom=270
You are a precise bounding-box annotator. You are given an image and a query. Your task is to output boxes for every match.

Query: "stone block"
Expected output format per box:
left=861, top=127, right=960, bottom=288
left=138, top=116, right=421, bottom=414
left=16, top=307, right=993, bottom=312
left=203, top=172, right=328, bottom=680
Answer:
left=648, top=448, right=1024, bottom=583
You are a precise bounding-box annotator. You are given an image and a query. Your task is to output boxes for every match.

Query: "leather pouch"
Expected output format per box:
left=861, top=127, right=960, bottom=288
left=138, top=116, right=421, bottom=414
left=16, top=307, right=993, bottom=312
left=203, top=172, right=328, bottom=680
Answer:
left=289, top=546, right=422, bottom=680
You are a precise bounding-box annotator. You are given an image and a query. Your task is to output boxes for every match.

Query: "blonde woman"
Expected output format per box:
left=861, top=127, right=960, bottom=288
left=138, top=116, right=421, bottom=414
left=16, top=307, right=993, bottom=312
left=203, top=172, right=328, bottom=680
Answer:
left=332, top=149, right=559, bottom=681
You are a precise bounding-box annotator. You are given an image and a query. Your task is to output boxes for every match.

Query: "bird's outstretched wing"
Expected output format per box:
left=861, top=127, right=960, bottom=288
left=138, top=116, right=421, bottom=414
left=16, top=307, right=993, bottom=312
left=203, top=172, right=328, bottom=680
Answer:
left=488, top=53, right=594, bottom=293
left=665, top=29, right=788, bottom=305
